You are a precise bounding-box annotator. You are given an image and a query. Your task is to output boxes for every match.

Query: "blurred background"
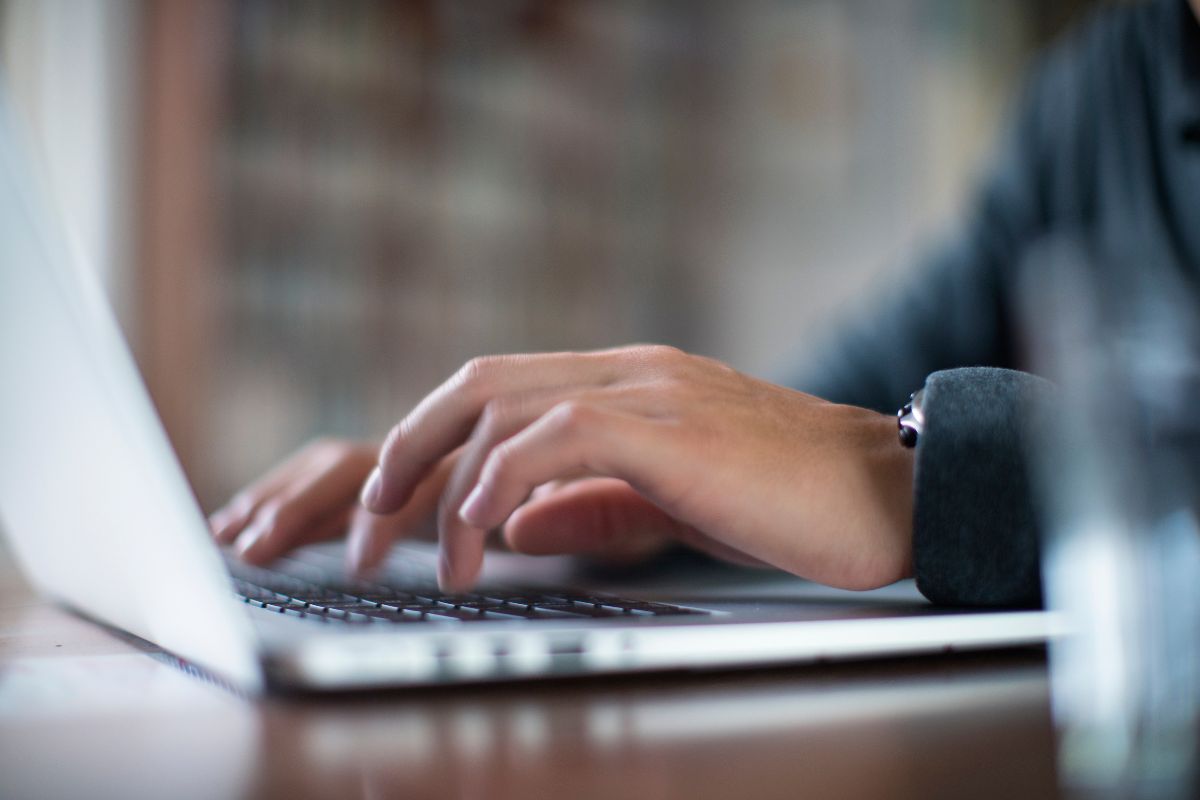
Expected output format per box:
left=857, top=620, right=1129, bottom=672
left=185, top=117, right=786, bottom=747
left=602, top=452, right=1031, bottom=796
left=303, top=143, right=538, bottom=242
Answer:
left=0, top=0, right=1099, bottom=511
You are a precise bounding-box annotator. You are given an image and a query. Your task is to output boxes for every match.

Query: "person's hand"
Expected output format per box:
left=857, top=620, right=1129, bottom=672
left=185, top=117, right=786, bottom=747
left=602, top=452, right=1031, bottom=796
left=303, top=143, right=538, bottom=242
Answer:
left=360, top=345, right=915, bottom=592
left=208, top=438, right=458, bottom=574
left=209, top=439, right=678, bottom=575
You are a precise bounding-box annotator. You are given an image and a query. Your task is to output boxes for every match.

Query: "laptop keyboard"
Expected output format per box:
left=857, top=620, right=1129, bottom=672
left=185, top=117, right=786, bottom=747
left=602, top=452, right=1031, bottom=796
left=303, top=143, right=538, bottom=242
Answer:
left=227, top=557, right=706, bottom=624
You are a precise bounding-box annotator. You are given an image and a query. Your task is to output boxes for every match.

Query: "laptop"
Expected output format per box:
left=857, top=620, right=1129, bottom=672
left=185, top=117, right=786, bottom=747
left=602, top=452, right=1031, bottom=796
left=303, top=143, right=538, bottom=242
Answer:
left=0, top=93, right=1062, bottom=694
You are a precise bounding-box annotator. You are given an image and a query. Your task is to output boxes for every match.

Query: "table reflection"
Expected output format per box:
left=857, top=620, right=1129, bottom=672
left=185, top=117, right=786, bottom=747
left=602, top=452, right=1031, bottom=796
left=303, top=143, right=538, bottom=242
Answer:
left=249, top=654, right=1055, bottom=800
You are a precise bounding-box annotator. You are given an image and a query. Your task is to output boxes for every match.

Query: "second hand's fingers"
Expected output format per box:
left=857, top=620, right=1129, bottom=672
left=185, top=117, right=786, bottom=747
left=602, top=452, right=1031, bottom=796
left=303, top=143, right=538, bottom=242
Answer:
left=363, top=352, right=621, bottom=515
left=210, top=449, right=322, bottom=544
left=233, top=444, right=375, bottom=563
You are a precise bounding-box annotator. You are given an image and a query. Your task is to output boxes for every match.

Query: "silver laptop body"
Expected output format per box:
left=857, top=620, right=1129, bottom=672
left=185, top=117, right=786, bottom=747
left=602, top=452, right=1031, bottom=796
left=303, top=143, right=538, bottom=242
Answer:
left=0, top=94, right=1061, bottom=694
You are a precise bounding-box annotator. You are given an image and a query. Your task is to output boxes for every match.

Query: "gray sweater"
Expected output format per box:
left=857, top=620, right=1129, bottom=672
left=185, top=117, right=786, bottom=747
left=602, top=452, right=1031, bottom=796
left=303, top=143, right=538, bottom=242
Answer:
left=788, top=0, right=1200, bottom=607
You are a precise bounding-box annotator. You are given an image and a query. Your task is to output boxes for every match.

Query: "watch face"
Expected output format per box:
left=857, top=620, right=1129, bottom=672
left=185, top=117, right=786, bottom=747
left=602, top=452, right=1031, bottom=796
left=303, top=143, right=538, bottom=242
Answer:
left=897, top=389, right=924, bottom=448
left=909, top=388, right=926, bottom=426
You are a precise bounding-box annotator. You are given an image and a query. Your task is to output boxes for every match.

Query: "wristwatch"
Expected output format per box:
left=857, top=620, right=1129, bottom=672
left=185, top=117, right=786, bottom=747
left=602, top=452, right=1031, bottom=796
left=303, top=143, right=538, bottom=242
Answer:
left=897, top=388, right=925, bottom=448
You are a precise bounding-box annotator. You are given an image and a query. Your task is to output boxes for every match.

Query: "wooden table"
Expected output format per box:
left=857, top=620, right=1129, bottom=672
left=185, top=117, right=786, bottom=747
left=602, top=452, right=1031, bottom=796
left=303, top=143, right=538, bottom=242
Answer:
left=0, top=561, right=1061, bottom=800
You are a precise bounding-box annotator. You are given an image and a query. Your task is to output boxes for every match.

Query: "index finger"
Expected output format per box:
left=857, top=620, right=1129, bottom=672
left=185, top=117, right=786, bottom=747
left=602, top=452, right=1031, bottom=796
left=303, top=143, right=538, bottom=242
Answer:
left=361, top=351, right=618, bottom=514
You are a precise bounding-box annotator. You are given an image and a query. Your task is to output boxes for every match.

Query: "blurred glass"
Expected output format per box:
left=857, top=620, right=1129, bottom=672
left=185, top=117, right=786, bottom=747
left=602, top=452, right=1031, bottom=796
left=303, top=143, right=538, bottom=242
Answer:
left=1022, top=238, right=1200, bottom=798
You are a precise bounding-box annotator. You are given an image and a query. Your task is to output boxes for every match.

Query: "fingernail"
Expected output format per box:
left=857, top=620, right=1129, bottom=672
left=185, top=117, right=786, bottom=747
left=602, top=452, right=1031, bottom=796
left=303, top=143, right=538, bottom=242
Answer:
left=236, top=522, right=267, bottom=557
left=360, top=467, right=382, bottom=509
left=208, top=511, right=229, bottom=535
left=458, top=484, right=489, bottom=527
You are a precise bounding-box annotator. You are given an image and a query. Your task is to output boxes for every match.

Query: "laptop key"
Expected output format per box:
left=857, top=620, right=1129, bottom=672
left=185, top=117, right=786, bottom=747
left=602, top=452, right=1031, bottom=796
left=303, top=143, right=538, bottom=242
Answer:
left=534, top=603, right=611, bottom=617
left=229, top=558, right=707, bottom=625
left=394, top=608, right=426, bottom=621
left=523, top=606, right=584, bottom=619
left=481, top=607, right=539, bottom=620
left=440, top=604, right=484, bottom=616
left=594, top=604, right=631, bottom=615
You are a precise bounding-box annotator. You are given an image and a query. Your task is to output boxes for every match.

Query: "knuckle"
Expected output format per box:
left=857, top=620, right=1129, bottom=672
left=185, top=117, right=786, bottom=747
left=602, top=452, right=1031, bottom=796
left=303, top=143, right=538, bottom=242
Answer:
left=644, top=344, right=684, bottom=363
left=381, top=425, right=401, bottom=454
left=314, top=437, right=354, bottom=462
left=299, top=437, right=327, bottom=456
left=330, top=439, right=359, bottom=460
left=484, top=441, right=517, bottom=480
left=382, top=419, right=411, bottom=454
left=455, top=355, right=500, bottom=396
left=478, top=397, right=517, bottom=437
left=308, top=436, right=337, bottom=453
left=551, top=400, right=597, bottom=434
left=631, top=344, right=689, bottom=378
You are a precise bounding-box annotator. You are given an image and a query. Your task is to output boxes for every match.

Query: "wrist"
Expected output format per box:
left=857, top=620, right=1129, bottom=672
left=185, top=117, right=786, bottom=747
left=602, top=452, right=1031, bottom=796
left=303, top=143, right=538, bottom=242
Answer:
left=841, top=409, right=915, bottom=589
left=873, top=411, right=916, bottom=579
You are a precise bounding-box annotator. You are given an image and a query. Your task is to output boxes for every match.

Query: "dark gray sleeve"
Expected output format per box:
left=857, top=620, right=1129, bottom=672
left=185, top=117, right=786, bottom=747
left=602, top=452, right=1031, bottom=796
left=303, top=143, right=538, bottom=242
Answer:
left=912, top=367, right=1055, bottom=608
